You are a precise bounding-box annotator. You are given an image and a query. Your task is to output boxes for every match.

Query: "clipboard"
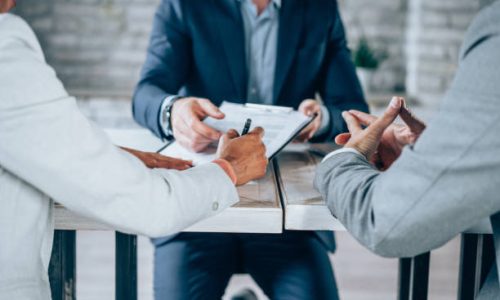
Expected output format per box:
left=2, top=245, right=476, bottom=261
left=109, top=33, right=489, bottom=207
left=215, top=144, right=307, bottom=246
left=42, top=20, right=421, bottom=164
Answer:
left=268, top=112, right=317, bottom=161
left=158, top=101, right=317, bottom=164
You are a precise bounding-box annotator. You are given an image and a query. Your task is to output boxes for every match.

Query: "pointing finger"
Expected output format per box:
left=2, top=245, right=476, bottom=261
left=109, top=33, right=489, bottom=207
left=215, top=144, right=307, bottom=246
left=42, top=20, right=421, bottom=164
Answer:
left=189, top=116, right=222, bottom=140
left=342, top=111, right=362, bottom=134
left=198, top=99, right=225, bottom=120
left=371, top=96, right=402, bottom=134
left=335, top=133, right=351, bottom=145
left=348, top=110, right=377, bottom=126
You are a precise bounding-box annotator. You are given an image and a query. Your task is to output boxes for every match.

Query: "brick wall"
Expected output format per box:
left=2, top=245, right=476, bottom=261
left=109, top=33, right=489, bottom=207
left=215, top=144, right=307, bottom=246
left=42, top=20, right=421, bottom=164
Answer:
left=14, top=0, right=159, bottom=98
left=339, top=0, right=407, bottom=93
left=13, top=0, right=496, bottom=106
left=405, top=0, right=495, bottom=106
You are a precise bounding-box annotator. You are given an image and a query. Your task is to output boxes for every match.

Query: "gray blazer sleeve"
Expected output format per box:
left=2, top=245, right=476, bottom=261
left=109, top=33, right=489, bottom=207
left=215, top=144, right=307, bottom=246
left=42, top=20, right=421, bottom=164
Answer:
left=314, top=26, right=500, bottom=258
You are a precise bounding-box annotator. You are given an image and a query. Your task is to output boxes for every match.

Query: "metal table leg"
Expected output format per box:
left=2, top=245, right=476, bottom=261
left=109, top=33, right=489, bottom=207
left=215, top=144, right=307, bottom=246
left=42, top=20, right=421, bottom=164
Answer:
left=49, top=230, right=76, bottom=300
left=115, top=232, right=137, bottom=300
left=398, top=252, right=431, bottom=300
left=410, top=252, right=431, bottom=300
left=398, top=257, right=412, bottom=300
left=458, top=234, right=495, bottom=300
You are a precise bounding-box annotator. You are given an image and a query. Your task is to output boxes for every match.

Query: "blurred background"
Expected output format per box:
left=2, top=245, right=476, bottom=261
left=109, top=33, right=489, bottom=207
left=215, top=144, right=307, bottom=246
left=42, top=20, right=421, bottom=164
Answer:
left=12, top=0, right=496, bottom=299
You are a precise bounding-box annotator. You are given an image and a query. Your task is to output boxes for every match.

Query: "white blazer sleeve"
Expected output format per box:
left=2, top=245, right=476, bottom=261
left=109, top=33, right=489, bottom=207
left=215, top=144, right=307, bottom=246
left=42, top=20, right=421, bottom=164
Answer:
left=0, top=14, right=239, bottom=237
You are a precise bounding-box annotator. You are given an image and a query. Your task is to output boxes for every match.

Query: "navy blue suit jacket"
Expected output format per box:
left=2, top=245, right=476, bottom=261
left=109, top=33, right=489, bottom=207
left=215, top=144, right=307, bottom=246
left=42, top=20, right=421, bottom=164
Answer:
left=132, top=0, right=369, bottom=251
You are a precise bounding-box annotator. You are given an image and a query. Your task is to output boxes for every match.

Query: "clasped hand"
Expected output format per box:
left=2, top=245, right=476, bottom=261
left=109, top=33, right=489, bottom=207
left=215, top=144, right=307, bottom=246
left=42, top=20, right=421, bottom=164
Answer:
left=336, top=97, right=426, bottom=170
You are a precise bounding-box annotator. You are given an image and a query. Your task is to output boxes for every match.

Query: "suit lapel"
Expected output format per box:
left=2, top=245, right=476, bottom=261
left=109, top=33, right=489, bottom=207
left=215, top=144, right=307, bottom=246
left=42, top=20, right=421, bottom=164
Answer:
left=273, top=0, right=304, bottom=104
left=213, top=0, right=247, bottom=99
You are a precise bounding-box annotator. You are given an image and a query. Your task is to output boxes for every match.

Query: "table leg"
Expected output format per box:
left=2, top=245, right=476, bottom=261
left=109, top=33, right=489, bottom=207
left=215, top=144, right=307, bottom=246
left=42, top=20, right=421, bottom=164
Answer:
left=458, top=234, right=495, bottom=300
left=49, top=230, right=76, bottom=300
left=115, top=232, right=137, bottom=300
left=398, top=258, right=412, bottom=300
left=478, top=235, right=495, bottom=288
left=398, top=252, right=431, bottom=300
left=410, top=252, right=431, bottom=300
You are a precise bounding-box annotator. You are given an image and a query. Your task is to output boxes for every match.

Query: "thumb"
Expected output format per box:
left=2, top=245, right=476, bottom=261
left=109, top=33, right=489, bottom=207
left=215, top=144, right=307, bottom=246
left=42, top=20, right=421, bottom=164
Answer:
left=198, top=99, right=225, bottom=119
left=335, top=133, right=351, bottom=145
left=371, top=96, right=402, bottom=135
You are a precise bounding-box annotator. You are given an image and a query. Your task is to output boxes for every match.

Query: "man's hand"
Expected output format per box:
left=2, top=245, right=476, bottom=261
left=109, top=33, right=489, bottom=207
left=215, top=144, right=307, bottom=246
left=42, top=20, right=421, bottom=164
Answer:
left=335, top=97, right=426, bottom=170
left=295, top=99, right=322, bottom=142
left=216, top=127, right=268, bottom=186
left=171, top=97, right=225, bottom=153
left=120, top=147, right=193, bottom=170
left=0, top=0, right=16, bottom=13
left=337, top=97, right=403, bottom=164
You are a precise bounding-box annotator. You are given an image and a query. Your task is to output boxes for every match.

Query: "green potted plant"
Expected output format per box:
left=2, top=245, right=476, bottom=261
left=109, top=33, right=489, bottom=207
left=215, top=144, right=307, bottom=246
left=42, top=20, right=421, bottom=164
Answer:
left=353, top=37, right=385, bottom=96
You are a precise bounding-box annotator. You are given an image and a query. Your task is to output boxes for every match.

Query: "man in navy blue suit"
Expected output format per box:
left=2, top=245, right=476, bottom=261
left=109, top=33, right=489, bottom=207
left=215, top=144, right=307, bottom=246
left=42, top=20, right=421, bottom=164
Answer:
left=133, top=0, right=368, bottom=299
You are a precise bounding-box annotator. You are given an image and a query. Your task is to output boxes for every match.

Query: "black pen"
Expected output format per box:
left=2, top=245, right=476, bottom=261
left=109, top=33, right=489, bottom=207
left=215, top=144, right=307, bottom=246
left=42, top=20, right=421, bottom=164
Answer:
left=241, top=118, right=252, bottom=135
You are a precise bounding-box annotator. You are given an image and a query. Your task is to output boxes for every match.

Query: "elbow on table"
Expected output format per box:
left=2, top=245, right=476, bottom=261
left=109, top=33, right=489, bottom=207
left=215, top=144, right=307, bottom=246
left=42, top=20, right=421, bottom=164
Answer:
left=368, top=226, right=431, bottom=258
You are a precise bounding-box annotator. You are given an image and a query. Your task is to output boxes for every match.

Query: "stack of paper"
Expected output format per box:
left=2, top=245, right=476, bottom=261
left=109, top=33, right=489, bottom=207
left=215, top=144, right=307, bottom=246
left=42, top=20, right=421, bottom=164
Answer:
left=160, top=101, right=313, bottom=163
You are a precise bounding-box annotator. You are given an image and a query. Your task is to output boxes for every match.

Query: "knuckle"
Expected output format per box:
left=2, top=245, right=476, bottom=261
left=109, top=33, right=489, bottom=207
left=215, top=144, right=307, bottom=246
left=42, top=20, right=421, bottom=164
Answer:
left=259, top=166, right=267, bottom=177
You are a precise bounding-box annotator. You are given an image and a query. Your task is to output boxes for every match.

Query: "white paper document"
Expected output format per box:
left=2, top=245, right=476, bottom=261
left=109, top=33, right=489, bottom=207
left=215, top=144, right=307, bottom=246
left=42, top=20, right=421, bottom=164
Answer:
left=160, top=101, right=313, bottom=164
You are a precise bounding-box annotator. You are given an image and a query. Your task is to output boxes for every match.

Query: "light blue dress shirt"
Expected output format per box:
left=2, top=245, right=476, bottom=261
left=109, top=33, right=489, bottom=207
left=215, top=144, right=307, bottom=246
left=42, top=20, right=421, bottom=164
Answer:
left=239, top=0, right=329, bottom=135
left=239, top=0, right=280, bottom=105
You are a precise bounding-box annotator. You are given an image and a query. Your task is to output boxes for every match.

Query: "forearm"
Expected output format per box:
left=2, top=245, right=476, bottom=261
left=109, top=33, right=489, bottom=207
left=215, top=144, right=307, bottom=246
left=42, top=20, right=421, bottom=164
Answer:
left=0, top=98, right=238, bottom=238
left=132, top=0, right=190, bottom=138
left=316, top=143, right=500, bottom=258
left=315, top=152, right=387, bottom=252
left=315, top=20, right=500, bottom=259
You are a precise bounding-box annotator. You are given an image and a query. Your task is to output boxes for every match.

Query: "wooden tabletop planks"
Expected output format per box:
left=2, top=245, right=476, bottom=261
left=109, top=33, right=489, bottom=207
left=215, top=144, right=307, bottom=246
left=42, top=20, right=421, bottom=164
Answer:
left=276, top=144, right=346, bottom=231
left=54, top=129, right=283, bottom=233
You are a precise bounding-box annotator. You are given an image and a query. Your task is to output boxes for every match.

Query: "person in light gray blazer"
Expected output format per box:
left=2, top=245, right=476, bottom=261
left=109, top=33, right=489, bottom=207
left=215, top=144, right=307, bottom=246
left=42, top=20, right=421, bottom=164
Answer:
left=0, top=4, right=267, bottom=300
left=314, top=1, right=500, bottom=299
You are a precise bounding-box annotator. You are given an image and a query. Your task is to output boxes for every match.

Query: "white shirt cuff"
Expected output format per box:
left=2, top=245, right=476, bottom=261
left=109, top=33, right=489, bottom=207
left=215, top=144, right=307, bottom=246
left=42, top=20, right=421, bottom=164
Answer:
left=322, top=147, right=364, bottom=163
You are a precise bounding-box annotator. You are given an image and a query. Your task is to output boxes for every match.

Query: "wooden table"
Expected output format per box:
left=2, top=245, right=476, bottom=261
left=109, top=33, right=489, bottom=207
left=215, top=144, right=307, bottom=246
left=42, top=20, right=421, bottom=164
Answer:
left=50, top=129, right=493, bottom=300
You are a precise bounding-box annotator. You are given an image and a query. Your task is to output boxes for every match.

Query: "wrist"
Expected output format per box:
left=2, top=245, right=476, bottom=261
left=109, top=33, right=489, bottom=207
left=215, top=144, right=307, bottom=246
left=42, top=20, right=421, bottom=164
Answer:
left=160, top=95, right=183, bottom=139
left=212, top=159, right=237, bottom=185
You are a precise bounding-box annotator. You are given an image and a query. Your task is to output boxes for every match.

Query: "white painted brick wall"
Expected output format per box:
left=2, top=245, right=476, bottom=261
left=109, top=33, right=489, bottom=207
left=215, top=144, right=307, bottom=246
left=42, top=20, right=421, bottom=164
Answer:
left=13, top=0, right=497, bottom=107
left=405, top=0, right=495, bottom=106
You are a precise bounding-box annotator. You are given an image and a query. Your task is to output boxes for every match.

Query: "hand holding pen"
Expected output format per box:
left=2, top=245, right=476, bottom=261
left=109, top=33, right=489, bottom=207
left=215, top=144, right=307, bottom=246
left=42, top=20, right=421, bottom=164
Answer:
left=216, top=121, right=267, bottom=185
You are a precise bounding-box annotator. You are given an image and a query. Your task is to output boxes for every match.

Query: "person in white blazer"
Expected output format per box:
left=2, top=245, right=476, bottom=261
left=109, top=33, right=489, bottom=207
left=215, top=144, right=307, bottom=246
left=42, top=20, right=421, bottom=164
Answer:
left=0, top=2, right=268, bottom=299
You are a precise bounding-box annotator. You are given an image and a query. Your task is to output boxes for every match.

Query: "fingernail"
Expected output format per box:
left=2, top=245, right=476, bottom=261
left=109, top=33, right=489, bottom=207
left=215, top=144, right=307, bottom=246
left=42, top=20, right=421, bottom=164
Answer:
left=390, top=97, right=400, bottom=109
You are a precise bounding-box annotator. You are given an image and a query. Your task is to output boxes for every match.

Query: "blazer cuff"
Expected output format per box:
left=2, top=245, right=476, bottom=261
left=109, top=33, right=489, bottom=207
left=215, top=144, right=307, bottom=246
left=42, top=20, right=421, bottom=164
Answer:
left=314, top=105, right=331, bottom=137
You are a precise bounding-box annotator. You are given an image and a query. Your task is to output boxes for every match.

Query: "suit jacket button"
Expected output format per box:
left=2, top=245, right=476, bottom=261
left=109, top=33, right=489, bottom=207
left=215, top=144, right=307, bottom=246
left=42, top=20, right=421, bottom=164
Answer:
left=212, top=202, right=219, bottom=211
